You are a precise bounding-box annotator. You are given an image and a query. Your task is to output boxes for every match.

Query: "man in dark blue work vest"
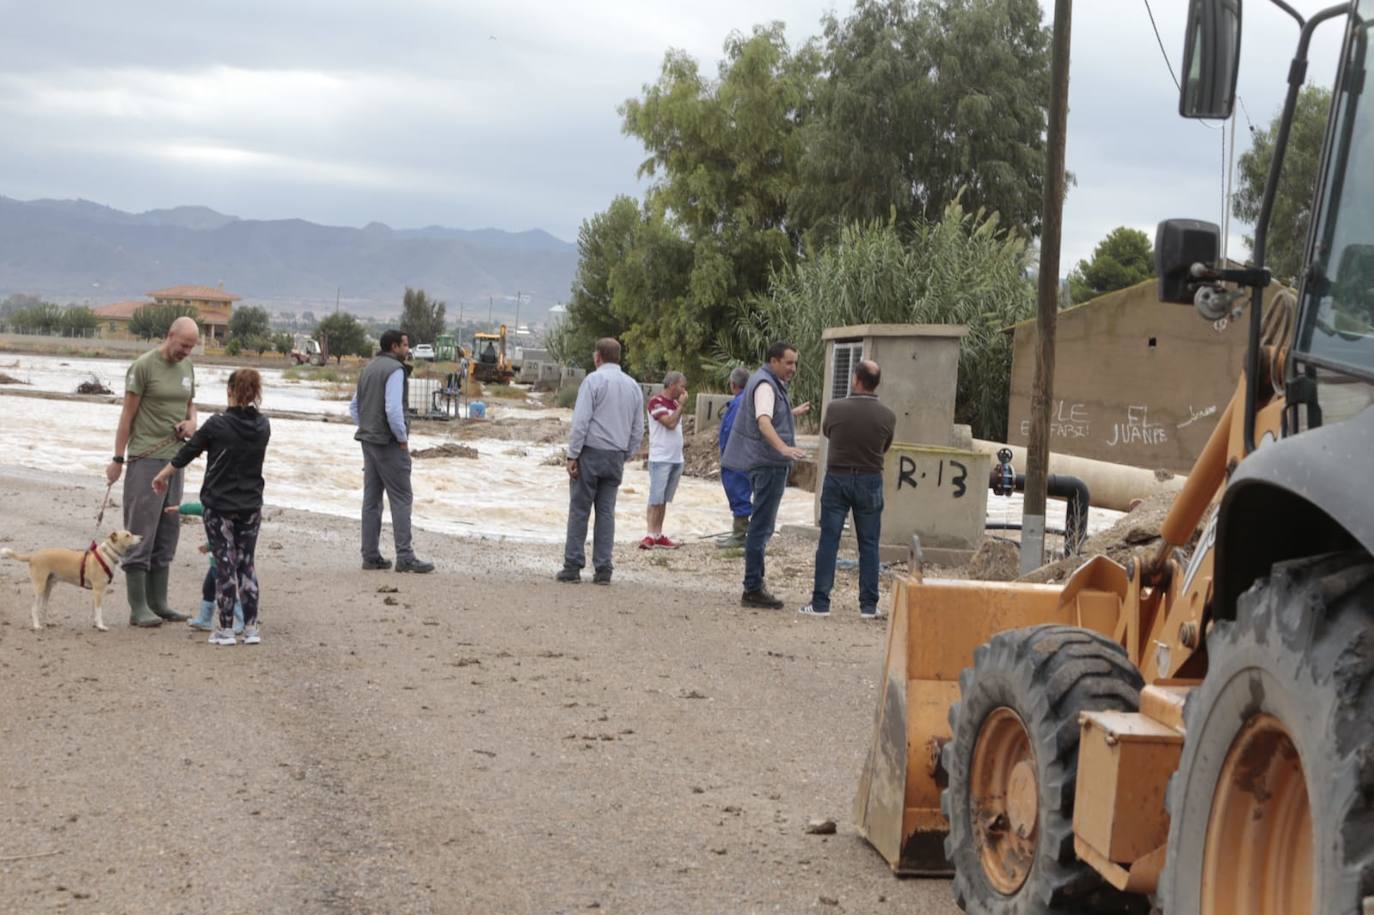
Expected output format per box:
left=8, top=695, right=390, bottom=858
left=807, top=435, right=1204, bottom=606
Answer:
left=720, top=341, right=810, bottom=609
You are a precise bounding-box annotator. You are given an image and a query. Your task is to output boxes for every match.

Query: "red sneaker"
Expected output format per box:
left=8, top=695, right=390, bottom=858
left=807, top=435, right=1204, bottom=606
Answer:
left=653, top=535, right=682, bottom=550
left=638, top=536, right=656, bottom=550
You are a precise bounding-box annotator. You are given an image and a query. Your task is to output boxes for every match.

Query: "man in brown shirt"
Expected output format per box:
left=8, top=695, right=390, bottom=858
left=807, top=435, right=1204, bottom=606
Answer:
left=800, top=359, right=896, bottom=619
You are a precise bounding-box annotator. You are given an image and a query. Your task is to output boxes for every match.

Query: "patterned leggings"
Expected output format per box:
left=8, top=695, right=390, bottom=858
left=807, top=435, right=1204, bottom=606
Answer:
left=202, top=506, right=261, bottom=629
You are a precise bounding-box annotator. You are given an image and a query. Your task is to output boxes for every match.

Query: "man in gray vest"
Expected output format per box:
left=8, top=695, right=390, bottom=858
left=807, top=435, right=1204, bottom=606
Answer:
left=720, top=341, right=809, bottom=608
left=350, top=329, right=434, bottom=573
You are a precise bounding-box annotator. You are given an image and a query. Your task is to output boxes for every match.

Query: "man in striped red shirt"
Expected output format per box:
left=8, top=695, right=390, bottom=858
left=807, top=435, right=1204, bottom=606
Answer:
left=642, top=371, right=687, bottom=549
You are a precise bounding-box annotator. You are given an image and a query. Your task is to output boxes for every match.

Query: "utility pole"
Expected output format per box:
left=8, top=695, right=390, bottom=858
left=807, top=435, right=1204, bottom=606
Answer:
left=1021, top=0, right=1072, bottom=576
left=488, top=296, right=493, bottom=329
left=514, top=291, right=521, bottom=333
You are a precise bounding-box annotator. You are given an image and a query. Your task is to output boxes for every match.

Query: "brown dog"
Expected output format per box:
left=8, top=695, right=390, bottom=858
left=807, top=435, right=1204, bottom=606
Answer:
left=1, top=530, right=142, bottom=631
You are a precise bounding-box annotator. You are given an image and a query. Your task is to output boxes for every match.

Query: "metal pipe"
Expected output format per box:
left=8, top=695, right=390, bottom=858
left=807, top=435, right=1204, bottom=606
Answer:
left=991, top=472, right=1090, bottom=557
left=973, top=440, right=1185, bottom=512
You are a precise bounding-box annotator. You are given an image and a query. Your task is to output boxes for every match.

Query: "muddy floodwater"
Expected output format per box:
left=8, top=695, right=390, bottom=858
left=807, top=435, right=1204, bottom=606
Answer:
left=0, top=353, right=817, bottom=544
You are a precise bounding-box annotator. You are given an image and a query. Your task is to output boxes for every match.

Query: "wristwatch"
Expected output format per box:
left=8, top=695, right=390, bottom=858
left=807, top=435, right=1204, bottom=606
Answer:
left=111, top=455, right=125, bottom=464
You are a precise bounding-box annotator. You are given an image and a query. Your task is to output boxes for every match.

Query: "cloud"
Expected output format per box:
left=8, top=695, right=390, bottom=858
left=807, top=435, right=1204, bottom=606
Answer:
left=0, top=0, right=1351, bottom=265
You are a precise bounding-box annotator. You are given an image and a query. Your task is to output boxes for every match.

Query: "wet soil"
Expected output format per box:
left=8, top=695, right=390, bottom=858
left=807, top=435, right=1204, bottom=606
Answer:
left=0, top=467, right=958, bottom=915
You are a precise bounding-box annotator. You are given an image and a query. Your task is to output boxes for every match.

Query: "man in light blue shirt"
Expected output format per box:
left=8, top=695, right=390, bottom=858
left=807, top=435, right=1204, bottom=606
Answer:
left=557, top=337, right=645, bottom=584
left=350, top=329, right=434, bottom=573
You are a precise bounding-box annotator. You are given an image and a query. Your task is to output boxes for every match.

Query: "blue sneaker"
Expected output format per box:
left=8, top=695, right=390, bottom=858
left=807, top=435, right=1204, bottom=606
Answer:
left=188, top=599, right=215, bottom=631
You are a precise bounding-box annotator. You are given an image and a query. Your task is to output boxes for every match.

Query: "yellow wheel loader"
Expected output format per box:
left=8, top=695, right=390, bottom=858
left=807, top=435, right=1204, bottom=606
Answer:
left=854, top=3, right=1374, bottom=912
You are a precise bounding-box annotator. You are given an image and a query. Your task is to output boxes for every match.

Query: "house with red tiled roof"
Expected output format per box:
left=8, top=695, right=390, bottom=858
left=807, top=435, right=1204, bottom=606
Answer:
left=93, top=284, right=241, bottom=342
left=147, top=285, right=240, bottom=342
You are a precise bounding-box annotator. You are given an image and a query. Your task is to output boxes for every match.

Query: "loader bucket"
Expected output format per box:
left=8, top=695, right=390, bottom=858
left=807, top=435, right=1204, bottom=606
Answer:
left=854, top=573, right=1109, bottom=874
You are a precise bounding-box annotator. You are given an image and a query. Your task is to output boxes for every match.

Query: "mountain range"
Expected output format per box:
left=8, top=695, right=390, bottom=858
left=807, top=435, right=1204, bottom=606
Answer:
left=0, top=196, right=578, bottom=318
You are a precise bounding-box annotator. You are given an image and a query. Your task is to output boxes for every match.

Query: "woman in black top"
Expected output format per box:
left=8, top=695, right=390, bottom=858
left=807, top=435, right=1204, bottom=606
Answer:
left=153, top=369, right=271, bottom=646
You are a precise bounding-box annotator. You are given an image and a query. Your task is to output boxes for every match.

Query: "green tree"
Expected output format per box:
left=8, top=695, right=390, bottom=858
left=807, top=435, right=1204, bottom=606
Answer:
left=1233, top=85, right=1332, bottom=285
left=315, top=312, right=369, bottom=364
left=58, top=305, right=100, bottom=337
left=795, top=0, right=1052, bottom=244
left=617, top=24, right=820, bottom=377
left=128, top=303, right=201, bottom=340
left=228, top=305, right=272, bottom=344
left=8, top=303, right=64, bottom=334
left=273, top=332, right=294, bottom=356
left=555, top=196, right=644, bottom=368
left=1067, top=226, right=1155, bottom=304
left=1, top=293, right=44, bottom=317
left=399, top=288, right=446, bottom=345
left=725, top=197, right=1035, bottom=441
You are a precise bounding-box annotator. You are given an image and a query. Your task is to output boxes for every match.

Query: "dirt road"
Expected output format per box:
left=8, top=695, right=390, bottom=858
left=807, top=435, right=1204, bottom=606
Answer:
left=0, top=468, right=959, bottom=914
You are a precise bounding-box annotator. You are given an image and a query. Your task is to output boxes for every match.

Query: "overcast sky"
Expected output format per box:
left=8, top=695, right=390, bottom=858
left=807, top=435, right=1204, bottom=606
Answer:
left=0, top=1, right=1348, bottom=271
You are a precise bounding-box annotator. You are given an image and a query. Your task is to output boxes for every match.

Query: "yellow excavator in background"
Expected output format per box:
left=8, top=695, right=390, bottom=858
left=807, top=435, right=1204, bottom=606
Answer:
left=855, top=3, right=1374, bottom=912
left=469, top=324, right=515, bottom=384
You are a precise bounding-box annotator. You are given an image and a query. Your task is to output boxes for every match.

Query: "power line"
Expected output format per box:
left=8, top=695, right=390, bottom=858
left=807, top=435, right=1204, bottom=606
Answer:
left=1142, top=0, right=1181, bottom=91
left=1142, top=0, right=1223, bottom=130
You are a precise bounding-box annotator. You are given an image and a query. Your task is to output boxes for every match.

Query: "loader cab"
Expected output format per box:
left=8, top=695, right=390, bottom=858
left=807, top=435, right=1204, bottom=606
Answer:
left=1161, top=0, right=1374, bottom=437
left=1290, top=7, right=1374, bottom=426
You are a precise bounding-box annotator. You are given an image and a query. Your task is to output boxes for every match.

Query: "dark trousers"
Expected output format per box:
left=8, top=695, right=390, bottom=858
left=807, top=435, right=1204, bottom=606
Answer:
left=811, top=471, right=884, bottom=613
left=361, top=441, right=414, bottom=562
left=743, top=464, right=791, bottom=592
left=563, top=447, right=624, bottom=573
left=203, top=507, right=261, bottom=629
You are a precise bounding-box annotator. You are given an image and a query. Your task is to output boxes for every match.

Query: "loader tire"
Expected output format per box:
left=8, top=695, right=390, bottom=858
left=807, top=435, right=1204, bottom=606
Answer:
left=941, top=625, right=1146, bottom=914
left=1158, top=552, right=1374, bottom=915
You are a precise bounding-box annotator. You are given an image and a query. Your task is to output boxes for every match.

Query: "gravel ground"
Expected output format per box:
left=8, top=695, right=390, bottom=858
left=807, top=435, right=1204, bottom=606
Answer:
left=0, top=466, right=959, bottom=914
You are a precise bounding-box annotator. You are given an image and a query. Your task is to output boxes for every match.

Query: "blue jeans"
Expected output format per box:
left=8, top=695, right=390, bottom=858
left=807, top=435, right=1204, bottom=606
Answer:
left=743, top=464, right=791, bottom=592
left=811, top=472, right=884, bottom=613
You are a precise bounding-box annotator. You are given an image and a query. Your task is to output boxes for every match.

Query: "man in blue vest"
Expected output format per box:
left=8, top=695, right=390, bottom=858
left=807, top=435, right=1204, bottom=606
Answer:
left=720, top=342, right=810, bottom=608
left=717, top=366, right=753, bottom=548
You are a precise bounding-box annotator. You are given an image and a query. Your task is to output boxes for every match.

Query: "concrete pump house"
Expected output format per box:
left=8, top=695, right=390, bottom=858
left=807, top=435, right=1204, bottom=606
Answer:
left=1005, top=279, right=1288, bottom=474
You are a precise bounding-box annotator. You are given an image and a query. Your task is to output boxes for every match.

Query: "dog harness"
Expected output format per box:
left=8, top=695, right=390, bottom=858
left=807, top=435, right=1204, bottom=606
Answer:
left=79, top=541, right=114, bottom=590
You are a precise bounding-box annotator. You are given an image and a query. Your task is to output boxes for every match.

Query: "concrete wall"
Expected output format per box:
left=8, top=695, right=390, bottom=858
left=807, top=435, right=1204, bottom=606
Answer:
left=820, top=326, right=965, bottom=447
left=561, top=367, right=587, bottom=389
left=518, top=360, right=544, bottom=383
left=638, top=382, right=663, bottom=401
left=1004, top=280, right=1282, bottom=473
left=881, top=445, right=991, bottom=550
left=815, top=325, right=983, bottom=554
left=694, top=394, right=734, bottom=435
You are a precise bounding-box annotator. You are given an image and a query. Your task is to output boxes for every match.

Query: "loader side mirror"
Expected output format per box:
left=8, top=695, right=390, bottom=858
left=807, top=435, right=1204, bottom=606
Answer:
left=1156, top=219, right=1221, bottom=304
left=1179, top=0, right=1242, bottom=120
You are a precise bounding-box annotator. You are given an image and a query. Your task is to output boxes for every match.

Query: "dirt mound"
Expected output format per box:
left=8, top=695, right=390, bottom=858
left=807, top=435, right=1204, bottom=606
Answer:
left=442, top=415, right=567, bottom=444
left=1018, top=489, right=1186, bottom=583
left=412, top=443, right=479, bottom=460
left=682, top=423, right=721, bottom=479
left=966, top=539, right=1021, bottom=581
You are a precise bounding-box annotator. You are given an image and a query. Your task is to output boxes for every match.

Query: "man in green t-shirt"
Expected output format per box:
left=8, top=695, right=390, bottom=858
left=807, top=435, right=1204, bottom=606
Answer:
left=105, top=316, right=200, bottom=627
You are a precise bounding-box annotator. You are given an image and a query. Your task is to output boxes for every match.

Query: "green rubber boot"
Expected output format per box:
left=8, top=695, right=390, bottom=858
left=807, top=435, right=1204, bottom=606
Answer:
left=125, top=570, right=163, bottom=628
left=146, top=566, right=189, bottom=622
left=721, top=514, right=749, bottom=549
